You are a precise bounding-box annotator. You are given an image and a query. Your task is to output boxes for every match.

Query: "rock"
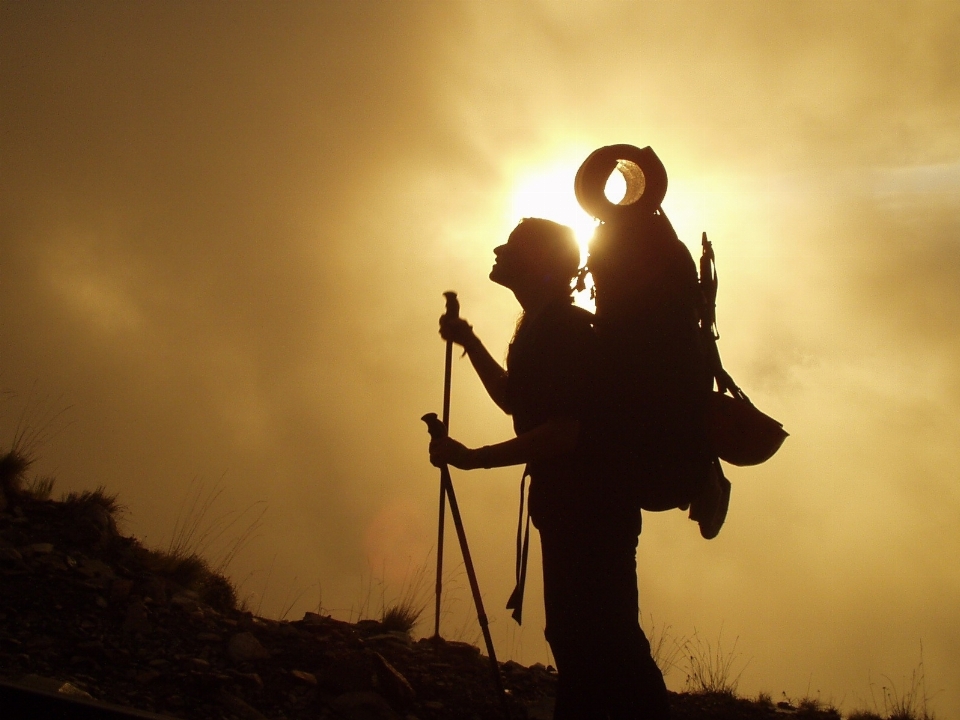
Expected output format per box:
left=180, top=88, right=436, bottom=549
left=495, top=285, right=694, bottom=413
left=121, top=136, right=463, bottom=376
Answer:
left=444, top=640, right=481, bottom=657
left=172, top=593, right=201, bottom=612
left=26, top=634, right=56, bottom=649
left=290, top=669, right=317, bottom=685
left=318, top=652, right=376, bottom=694
left=228, top=631, right=270, bottom=662
left=109, top=579, right=133, bottom=600
left=77, top=557, right=115, bottom=579
left=58, top=682, right=94, bottom=700
left=372, top=651, right=416, bottom=711
left=230, top=671, right=264, bottom=689
left=302, top=610, right=331, bottom=625
left=219, top=689, right=269, bottom=720
left=18, top=673, right=67, bottom=693
left=525, top=695, right=555, bottom=720
left=135, top=670, right=161, bottom=684
left=22, top=542, right=54, bottom=555
left=328, top=691, right=401, bottom=720
left=122, top=600, right=151, bottom=634
left=0, top=546, right=24, bottom=565
left=368, top=632, right=412, bottom=648
left=36, top=553, right=68, bottom=571
left=277, top=622, right=303, bottom=639
left=17, top=674, right=94, bottom=700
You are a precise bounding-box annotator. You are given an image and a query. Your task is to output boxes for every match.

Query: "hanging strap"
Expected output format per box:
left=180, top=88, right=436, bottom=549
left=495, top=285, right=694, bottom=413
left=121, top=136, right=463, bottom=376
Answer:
left=505, top=466, right=532, bottom=625
left=700, top=232, right=748, bottom=401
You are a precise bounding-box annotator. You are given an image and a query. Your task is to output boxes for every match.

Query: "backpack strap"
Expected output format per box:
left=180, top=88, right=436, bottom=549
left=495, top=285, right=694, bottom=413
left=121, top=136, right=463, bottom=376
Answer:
left=505, top=466, right=532, bottom=625
left=700, top=233, right=748, bottom=401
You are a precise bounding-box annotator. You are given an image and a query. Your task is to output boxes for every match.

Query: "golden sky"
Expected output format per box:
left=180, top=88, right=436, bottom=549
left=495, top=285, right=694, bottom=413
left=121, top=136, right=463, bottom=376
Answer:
left=2, top=1, right=958, bottom=715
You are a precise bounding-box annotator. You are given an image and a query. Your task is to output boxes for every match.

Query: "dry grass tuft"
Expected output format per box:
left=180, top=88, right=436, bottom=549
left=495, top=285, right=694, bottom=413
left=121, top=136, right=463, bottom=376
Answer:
left=795, top=696, right=841, bottom=718
left=876, top=668, right=936, bottom=720
left=642, top=614, right=683, bottom=679
left=63, top=486, right=125, bottom=516
left=143, top=477, right=265, bottom=614
left=381, top=598, right=424, bottom=635
left=381, top=560, right=430, bottom=636
left=678, top=628, right=748, bottom=696
left=1, top=388, right=71, bottom=492
left=24, top=475, right=56, bottom=500
left=0, top=449, right=33, bottom=497
left=850, top=645, right=936, bottom=720
left=137, top=546, right=238, bottom=612
left=168, top=477, right=266, bottom=576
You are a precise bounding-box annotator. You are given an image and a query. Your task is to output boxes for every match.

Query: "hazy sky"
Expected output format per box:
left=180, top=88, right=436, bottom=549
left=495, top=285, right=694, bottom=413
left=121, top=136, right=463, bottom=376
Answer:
left=2, top=1, right=958, bottom=715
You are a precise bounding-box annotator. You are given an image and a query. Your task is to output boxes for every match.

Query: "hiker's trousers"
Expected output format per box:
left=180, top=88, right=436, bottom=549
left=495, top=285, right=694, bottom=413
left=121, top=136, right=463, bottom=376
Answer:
left=539, top=522, right=670, bottom=720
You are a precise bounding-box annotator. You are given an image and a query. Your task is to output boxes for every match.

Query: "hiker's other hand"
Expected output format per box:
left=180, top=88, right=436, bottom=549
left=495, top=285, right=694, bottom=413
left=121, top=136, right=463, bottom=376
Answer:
left=438, top=315, right=476, bottom=349
left=429, top=436, right=475, bottom=470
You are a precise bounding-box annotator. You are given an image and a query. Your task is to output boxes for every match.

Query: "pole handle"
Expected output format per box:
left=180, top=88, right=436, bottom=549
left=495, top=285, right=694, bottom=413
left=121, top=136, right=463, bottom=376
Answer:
left=443, top=291, right=460, bottom=320
left=422, top=412, right=448, bottom=441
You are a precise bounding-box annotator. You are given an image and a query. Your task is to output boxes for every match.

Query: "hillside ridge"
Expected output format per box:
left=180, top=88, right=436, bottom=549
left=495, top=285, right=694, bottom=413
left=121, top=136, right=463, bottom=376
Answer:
left=0, top=465, right=844, bottom=720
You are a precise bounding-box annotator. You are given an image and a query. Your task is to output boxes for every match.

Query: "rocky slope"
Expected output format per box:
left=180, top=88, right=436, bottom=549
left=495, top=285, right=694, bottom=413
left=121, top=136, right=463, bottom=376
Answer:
left=0, top=479, right=843, bottom=720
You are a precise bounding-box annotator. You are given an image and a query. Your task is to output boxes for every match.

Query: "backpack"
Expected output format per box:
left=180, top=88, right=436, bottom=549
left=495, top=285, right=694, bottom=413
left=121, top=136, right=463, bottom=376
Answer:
left=574, top=144, right=788, bottom=526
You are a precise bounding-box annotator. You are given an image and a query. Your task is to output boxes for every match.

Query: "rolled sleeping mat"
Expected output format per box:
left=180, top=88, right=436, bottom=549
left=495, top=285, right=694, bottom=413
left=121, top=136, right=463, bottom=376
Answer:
left=574, top=144, right=668, bottom=222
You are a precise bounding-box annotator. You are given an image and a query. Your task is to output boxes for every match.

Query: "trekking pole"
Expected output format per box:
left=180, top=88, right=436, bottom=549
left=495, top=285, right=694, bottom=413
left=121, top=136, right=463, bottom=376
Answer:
left=434, top=291, right=459, bottom=641
left=422, top=412, right=511, bottom=719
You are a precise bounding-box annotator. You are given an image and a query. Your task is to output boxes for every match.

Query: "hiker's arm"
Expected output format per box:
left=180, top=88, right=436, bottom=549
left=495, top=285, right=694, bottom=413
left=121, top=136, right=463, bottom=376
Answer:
left=439, top=315, right=510, bottom=412
left=429, top=416, right=579, bottom=470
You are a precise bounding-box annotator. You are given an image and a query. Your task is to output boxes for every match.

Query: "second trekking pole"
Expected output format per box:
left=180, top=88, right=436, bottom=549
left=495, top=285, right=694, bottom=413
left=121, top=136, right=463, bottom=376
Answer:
left=423, top=412, right=510, bottom=718
left=433, top=290, right=458, bottom=640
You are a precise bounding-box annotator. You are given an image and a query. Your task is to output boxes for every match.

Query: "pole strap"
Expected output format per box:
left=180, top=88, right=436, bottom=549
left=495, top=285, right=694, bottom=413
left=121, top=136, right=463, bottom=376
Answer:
left=505, top=467, right=532, bottom=625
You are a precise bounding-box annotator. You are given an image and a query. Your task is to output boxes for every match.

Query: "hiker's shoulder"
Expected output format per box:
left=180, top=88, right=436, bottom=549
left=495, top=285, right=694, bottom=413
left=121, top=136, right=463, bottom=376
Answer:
left=544, top=301, right=594, bottom=330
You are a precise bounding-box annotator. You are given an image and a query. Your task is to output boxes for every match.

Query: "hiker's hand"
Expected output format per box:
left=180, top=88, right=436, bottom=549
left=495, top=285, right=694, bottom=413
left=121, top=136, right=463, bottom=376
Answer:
left=429, top=436, right=477, bottom=470
left=439, top=315, right=477, bottom=350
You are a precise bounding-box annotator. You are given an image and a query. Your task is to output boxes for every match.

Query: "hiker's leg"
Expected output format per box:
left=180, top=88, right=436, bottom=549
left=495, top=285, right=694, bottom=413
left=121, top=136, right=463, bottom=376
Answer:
left=546, top=521, right=670, bottom=720
left=591, top=527, right=670, bottom=720
left=540, top=528, right=605, bottom=720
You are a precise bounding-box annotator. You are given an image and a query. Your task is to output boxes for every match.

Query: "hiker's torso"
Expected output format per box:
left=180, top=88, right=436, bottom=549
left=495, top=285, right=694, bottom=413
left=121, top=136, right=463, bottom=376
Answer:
left=505, top=301, right=637, bottom=530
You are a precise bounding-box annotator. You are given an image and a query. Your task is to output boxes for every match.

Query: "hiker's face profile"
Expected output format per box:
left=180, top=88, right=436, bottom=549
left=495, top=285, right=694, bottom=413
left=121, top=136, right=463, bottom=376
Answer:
left=489, top=228, right=529, bottom=290
left=489, top=224, right=551, bottom=292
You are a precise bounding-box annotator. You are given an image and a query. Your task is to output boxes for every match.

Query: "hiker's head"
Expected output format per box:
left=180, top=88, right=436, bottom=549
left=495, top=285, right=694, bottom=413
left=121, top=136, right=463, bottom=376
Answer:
left=490, top=218, right=581, bottom=300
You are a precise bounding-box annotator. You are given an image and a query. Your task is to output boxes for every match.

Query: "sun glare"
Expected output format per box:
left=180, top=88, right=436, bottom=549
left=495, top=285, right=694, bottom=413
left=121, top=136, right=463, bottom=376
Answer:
left=507, top=160, right=648, bottom=310
left=508, top=165, right=598, bottom=261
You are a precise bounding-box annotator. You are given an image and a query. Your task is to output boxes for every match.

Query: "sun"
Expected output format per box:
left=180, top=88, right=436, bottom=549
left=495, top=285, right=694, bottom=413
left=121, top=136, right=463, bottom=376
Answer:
left=508, top=164, right=597, bottom=261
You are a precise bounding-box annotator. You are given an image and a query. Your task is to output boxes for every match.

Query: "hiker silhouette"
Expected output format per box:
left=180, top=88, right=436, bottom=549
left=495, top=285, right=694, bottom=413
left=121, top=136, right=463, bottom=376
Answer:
left=428, top=218, right=672, bottom=720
